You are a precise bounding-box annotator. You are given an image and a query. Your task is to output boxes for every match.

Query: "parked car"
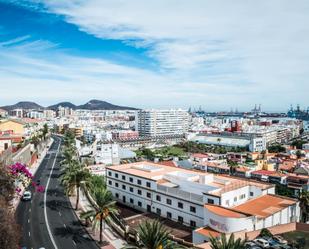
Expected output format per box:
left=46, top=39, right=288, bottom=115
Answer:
left=273, top=235, right=288, bottom=245
left=254, top=238, right=270, bottom=248
left=22, top=191, right=32, bottom=201
left=245, top=241, right=258, bottom=248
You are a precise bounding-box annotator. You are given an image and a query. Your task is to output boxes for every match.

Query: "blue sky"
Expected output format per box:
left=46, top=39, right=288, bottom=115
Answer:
left=0, top=0, right=309, bottom=111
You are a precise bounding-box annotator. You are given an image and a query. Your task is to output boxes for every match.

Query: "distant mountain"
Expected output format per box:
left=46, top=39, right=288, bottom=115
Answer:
left=77, top=99, right=137, bottom=110
left=48, top=102, right=77, bottom=110
left=1, top=100, right=137, bottom=111
left=1, top=101, right=44, bottom=111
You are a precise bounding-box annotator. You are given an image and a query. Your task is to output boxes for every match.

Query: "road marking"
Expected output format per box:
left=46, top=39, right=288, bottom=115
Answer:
left=44, top=138, right=61, bottom=249
left=29, top=208, right=31, bottom=213
left=28, top=219, right=30, bottom=223
left=63, top=224, right=66, bottom=229
left=73, top=240, right=76, bottom=246
left=58, top=211, right=61, bottom=216
left=29, top=231, right=31, bottom=237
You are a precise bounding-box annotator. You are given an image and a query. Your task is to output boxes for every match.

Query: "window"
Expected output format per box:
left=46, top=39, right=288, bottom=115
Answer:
left=138, top=201, right=142, bottom=207
left=146, top=192, right=151, bottom=198
left=250, top=191, right=254, bottom=197
left=178, top=202, right=183, bottom=209
left=122, top=196, right=126, bottom=203
left=115, top=193, right=119, bottom=198
left=108, top=180, right=112, bottom=185
left=122, top=175, right=126, bottom=180
left=190, top=220, right=196, bottom=227
left=156, top=195, right=161, bottom=201
left=129, top=187, right=134, bottom=193
left=234, top=197, right=237, bottom=202
left=178, top=216, right=183, bottom=223
left=115, top=173, right=119, bottom=178
left=166, top=199, right=172, bottom=205
left=225, top=200, right=230, bottom=206
left=137, top=179, right=142, bottom=185
left=240, top=194, right=246, bottom=199
left=108, top=171, right=112, bottom=176
left=146, top=182, right=151, bottom=188
left=207, top=198, right=214, bottom=204
left=129, top=177, right=133, bottom=183
left=115, top=182, right=119, bottom=187
left=138, top=190, right=142, bottom=195
left=122, top=184, right=126, bottom=190
left=167, top=212, right=172, bottom=219
left=190, top=206, right=196, bottom=213
left=156, top=208, right=161, bottom=215
left=130, top=198, right=134, bottom=204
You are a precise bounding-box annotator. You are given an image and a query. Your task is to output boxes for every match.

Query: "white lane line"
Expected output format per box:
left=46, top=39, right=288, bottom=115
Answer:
left=63, top=224, right=66, bottom=229
left=58, top=211, right=61, bottom=216
left=29, top=208, right=31, bottom=213
left=28, top=219, right=30, bottom=224
left=44, top=138, right=61, bottom=249
left=72, top=240, right=76, bottom=246
left=29, top=231, right=31, bottom=237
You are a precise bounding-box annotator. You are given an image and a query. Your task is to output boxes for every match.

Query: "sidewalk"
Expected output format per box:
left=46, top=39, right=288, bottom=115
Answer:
left=69, top=189, right=127, bottom=249
left=12, top=138, right=54, bottom=209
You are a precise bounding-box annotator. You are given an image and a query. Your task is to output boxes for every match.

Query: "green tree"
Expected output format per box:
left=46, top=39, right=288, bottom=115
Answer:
left=259, top=228, right=273, bottom=238
left=210, top=233, right=246, bottom=249
left=61, top=163, right=92, bottom=210
left=124, top=220, right=185, bottom=249
left=30, top=135, right=40, bottom=149
left=42, top=123, right=49, bottom=140
left=81, top=189, right=118, bottom=244
left=299, top=190, right=309, bottom=223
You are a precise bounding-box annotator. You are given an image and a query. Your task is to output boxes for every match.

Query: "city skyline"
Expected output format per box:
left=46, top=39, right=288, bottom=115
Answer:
left=0, top=0, right=309, bottom=111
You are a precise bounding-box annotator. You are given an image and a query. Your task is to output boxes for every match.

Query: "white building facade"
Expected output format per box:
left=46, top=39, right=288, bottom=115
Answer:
left=136, top=109, right=189, bottom=137
left=106, top=162, right=299, bottom=246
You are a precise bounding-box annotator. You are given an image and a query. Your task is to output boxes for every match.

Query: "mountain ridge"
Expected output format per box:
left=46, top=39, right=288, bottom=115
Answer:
left=1, top=100, right=138, bottom=111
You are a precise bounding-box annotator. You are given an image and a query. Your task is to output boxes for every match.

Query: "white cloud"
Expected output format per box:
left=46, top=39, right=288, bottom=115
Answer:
left=1, top=0, right=309, bottom=110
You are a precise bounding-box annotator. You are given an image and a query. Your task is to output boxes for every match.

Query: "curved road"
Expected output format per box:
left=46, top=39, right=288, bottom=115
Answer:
left=16, top=136, right=99, bottom=249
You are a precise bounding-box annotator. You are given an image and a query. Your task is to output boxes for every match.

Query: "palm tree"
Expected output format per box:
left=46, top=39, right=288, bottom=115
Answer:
left=42, top=123, right=49, bottom=140
left=210, top=233, right=246, bottom=249
left=61, top=164, right=92, bottom=210
left=124, top=220, right=185, bottom=249
left=80, top=189, right=118, bottom=244
left=299, top=190, right=309, bottom=223
left=61, top=145, right=77, bottom=166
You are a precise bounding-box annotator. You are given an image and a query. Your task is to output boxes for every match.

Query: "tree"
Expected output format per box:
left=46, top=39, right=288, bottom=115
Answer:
left=210, top=233, right=246, bottom=249
left=61, top=162, right=92, bottom=210
left=268, top=144, right=286, bottom=153
left=259, top=228, right=273, bottom=238
left=299, top=190, right=309, bottom=223
left=296, top=150, right=302, bottom=159
left=81, top=189, right=118, bottom=244
left=124, top=220, right=185, bottom=249
left=0, top=163, right=20, bottom=248
left=30, top=135, right=40, bottom=149
left=42, top=123, right=49, bottom=140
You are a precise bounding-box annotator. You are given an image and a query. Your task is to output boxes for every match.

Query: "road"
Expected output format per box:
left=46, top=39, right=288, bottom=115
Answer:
left=16, top=136, right=99, bottom=249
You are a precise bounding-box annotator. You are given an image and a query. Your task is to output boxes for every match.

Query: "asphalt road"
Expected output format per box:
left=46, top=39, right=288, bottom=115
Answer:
left=16, top=136, right=99, bottom=249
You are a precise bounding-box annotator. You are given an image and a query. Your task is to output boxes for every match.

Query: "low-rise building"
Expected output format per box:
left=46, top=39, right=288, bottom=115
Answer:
left=106, top=161, right=299, bottom=244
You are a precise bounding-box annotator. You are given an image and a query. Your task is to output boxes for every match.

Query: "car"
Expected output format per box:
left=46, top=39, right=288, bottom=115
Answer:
left=254, top=238, right=270, bottom=248
left=273, top=235, right=288, bottom=245
left=22, top=191, right=32, bottom=201
left=245, top=241, right=258, bottom=248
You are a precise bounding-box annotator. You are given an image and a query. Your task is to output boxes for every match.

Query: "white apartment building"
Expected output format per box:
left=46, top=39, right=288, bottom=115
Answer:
left=106, top=162, right=299, bottom=245
left=94, top=143, right=120, bottom=165
left=136, top=109, right=189, bottom=137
